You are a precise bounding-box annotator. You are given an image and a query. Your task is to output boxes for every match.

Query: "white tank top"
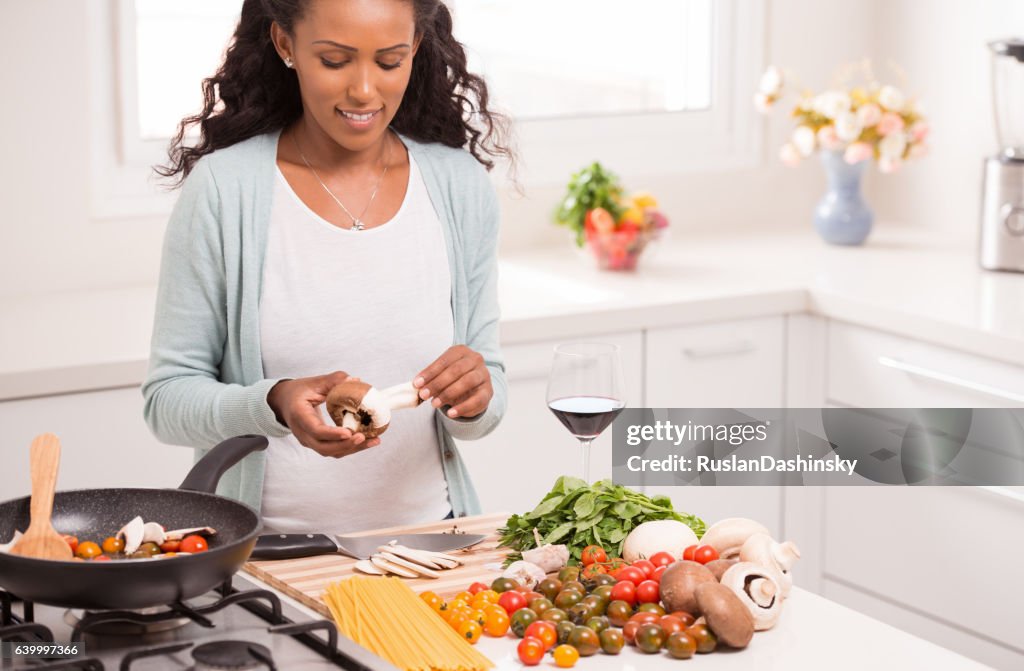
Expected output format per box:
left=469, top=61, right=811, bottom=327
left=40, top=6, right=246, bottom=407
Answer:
left=259, top=151, right=453, bottom=533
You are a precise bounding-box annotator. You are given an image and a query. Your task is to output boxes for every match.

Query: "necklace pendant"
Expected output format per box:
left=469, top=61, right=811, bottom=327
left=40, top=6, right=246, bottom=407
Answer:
left=352, top=219, right=365, bottom=231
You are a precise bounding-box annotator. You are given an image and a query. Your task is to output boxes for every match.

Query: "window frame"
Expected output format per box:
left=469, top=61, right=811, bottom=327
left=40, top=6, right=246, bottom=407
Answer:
left=90, top=0, right=765, bottom=220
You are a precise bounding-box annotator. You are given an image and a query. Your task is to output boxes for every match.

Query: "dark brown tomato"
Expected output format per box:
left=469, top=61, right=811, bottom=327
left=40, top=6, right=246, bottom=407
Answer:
left=634, top=623, right=667, bottom=654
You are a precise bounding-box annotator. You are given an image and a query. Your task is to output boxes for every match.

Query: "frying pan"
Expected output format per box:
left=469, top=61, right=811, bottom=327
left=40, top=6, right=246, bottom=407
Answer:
left=0, top=434, right=266, bottom=610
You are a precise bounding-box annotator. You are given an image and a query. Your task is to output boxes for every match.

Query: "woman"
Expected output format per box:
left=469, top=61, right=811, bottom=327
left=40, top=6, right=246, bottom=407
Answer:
left=142, top=0, right=511, bottom=532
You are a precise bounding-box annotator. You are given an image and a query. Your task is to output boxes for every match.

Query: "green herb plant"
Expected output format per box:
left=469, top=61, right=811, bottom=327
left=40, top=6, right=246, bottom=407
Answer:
left=498, top=476, right=706, bottom=566
left=554, top=162, right=626, bottom=247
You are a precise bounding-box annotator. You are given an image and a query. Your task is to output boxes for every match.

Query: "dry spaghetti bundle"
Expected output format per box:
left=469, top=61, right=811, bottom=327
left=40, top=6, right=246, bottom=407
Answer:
left=324, top=576, right=494, bottom=671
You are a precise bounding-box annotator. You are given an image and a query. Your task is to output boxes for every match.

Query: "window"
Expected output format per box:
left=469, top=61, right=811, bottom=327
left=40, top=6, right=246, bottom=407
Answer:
left=450, top=0, right=713, bottom=119
left=92, top=0, right=763, bottom=219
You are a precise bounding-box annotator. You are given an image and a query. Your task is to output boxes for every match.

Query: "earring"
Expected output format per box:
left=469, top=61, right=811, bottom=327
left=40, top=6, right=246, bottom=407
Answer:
left=283, top=57, right=294, bottom=69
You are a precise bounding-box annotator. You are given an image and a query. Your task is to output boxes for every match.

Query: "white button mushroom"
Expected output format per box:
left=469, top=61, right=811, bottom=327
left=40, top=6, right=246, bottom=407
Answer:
left=738, top=532, right=800, bottom=598
left=698, top=518, right=771, bottom=561
left=720, top=561, right=786, bottom=630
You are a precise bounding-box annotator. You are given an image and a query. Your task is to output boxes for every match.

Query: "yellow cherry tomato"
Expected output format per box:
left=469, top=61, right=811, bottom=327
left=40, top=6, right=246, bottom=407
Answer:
left=553, top=644, right=580, bottom=668
left=483, top=608, right=510, bottom=637
left=101, top=536, right=124, bottom=554
left=420, top=591, right=442, bottom=612
left=75, top=541, right=102, bottom=560
left=457, top=620, right=483, bottom=644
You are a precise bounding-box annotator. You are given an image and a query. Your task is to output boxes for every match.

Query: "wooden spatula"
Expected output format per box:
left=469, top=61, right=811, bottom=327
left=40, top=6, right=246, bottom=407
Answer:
left=10, top=433, right=73, bottom=561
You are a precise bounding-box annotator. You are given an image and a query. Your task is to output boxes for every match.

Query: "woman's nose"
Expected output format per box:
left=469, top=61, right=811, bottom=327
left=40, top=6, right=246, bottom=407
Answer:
left=348, top=63, right=375, bottom=104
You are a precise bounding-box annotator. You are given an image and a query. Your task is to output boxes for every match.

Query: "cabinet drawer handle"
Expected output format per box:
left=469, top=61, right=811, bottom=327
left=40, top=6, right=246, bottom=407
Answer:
left=876, top=356, right=1024, bottom=404
left=682, top=340, right=756, bottom=359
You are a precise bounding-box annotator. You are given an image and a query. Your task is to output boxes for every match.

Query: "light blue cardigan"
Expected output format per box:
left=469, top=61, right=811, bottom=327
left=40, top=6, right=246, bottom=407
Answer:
left=142, top=129, right=506, bottom=516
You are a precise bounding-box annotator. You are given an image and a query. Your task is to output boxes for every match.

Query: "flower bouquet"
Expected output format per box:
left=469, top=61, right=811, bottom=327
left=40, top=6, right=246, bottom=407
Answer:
left=554, top=162, right=669, bottom=271
left=755, top=61, right=930, bottom=172
left=754, top=61, right=930, bottom=245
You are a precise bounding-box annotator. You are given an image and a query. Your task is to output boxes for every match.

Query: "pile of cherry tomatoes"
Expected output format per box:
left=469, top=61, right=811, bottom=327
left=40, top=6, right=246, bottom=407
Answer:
left=420, top=543, right=725, bottom=667
left=60, top=533, right=209, bottom=561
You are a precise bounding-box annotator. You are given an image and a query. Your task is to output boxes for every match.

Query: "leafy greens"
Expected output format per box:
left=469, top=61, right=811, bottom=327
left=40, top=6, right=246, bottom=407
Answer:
left=497, top=476, right=706, bottom=566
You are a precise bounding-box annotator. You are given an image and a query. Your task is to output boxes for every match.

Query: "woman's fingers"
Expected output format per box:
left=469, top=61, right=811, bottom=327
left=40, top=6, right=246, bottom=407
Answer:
left=446, top=387, right=490, bottom=419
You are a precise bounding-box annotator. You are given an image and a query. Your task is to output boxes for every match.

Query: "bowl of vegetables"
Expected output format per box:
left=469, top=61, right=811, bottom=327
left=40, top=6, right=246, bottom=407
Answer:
left=555, top=163, right=670, bottom=272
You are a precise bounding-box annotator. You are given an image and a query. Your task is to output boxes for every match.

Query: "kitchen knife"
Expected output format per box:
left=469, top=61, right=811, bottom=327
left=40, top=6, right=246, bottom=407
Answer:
left=250, top=532, right=487, bottom=561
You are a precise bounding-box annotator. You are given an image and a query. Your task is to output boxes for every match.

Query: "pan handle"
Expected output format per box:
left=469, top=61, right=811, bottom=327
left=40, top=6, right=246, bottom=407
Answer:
left=179, top=435, right=268, bottom=493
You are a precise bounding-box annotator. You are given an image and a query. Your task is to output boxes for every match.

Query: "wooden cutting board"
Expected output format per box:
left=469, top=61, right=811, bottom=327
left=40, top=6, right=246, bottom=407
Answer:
left=243, top=512, right=512, bottom=619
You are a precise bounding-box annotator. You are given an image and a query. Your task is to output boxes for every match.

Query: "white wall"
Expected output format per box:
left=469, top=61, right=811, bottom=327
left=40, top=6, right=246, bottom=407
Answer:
left=868, top=0, right=1024, bottom=239
left=3, top=1, right=1006, bottom=298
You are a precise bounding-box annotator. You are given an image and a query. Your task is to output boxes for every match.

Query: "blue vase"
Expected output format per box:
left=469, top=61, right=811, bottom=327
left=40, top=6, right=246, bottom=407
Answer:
left=813, top=150, right=873, bottom=246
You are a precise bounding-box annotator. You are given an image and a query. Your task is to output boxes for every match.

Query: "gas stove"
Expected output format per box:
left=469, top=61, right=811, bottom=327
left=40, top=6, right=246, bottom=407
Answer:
left=0, top=574, right=397, bottom=670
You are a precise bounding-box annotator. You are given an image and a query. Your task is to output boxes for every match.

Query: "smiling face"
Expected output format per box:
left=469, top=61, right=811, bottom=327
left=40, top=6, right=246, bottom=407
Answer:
left=273, top=0, right=419, bottom=154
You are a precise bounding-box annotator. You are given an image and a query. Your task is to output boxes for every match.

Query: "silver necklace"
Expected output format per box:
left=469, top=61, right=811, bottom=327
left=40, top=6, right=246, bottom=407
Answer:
left=291, top=131, right=391, bottom=231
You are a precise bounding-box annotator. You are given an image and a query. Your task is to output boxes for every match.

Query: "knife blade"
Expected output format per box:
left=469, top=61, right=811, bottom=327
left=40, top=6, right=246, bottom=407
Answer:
left=250, top=532, right=486, bottom=561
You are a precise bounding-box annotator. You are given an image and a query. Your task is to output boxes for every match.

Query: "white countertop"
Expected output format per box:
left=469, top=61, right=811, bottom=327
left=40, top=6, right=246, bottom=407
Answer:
left=242, top=571, right=989, bottom=670
left=2, top=228, right=1023, bottom=400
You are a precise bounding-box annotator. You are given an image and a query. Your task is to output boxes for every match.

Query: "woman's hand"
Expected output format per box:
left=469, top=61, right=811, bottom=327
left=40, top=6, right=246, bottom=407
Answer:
left=414, top=346, right=493, bottom=419
left=267, top=371, right=381, bottom=458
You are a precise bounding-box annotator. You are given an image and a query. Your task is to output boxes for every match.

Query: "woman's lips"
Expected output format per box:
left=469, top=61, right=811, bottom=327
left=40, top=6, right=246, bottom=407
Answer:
left=337, top=108, right=381, bottom=131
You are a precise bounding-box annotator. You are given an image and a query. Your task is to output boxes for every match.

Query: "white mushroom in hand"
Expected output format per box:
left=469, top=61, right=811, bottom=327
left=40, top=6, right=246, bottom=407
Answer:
left=326, top=381, right=422, bottom=438
left=720, top=562, right=785, bottom=630
left=738, top=532, right=800, bottom=598
left=698, top=517, right=770, bottom=560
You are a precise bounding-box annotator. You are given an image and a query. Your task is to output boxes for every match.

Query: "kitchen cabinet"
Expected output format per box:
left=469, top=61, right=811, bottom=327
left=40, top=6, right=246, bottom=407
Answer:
left=784, top=320, right=1024, bottom=670
left=827, top=320, right=1024, bottom=407
left=645, top=316, right=786, bottom=407
left=642, top=316, right=787, bottom=537
left=0, top=387, right=193, bottom=500
left=454, top=331, right=643, bottom=515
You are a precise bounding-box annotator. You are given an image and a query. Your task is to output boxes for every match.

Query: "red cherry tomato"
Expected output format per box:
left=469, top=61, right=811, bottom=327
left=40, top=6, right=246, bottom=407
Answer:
left=179, top=535, right=208, bottom=553
left=649, top=551, right=676, bottom=569
left=609, top=580, right=637, bottom=606
left=524, top=621, right=558, bottom=650
left=635, top=580, right=660, bottom=604
left=616, top=566, right=646, bottom=586
left=517, top=637, right=545, bottom=666
left=581, top=563, right=608, bottom=580
left=632, top=559, right=656, bottom=579
left=682, top=545, right=698, bottom=561
left=92, top=554, right=111, bottom=562
left=62, top=535, right=79, bottom=554
left=652, top=565, right=668, bottom=583
left=580, top=545, right=608, bottom=567
left=468, top=582, right=489, bottom=595
left=693, top=546, right=720, bottom=565
left=498, top=590, right=528, bottom=615
left=159, top=539, right=181, bottom=553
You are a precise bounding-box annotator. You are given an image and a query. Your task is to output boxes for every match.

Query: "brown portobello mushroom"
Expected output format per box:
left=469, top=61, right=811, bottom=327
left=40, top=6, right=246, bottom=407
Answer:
left=695, top=582, right=755, bottom=648
left=659, top=560, right=717, bottom=616
left=704, top=558, right=738, bottom=581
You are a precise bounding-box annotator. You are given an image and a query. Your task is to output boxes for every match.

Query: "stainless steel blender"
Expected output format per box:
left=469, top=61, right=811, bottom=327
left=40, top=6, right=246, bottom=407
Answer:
left=981, top=38, right=1024, bottom=272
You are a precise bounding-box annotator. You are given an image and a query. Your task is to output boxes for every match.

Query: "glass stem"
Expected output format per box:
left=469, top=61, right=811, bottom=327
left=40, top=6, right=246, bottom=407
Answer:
left=579, top=438, right=593, bottom=484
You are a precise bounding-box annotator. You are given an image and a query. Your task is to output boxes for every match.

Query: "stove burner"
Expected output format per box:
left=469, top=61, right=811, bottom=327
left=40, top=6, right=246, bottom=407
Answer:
left=192, top=640, right=275, bottom=670
left=64, top=606, right=191, bottom=635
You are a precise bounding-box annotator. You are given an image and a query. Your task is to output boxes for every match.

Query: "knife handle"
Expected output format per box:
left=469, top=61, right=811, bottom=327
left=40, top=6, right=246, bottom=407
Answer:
left=250, top=533, right=337, bottom=560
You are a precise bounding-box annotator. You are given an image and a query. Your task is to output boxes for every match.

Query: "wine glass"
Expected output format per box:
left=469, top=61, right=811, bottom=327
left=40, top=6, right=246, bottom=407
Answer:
left=546, top=343, right=626, bottom=483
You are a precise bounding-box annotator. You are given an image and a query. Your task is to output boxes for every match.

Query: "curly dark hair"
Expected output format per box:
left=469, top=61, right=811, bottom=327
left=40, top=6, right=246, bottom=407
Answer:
left=157, top=0, right=513, bottom=184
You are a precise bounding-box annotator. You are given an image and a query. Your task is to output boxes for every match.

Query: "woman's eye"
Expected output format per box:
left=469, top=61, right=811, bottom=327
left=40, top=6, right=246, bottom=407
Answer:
left=321, top=58, right=348, bottom=69
left=379, top=61, right=402, bottom=71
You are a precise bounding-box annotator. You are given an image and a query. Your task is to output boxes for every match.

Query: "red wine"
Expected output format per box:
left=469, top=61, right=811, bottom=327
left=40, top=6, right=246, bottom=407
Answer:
left=548, top=396, right=625, bottom=439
